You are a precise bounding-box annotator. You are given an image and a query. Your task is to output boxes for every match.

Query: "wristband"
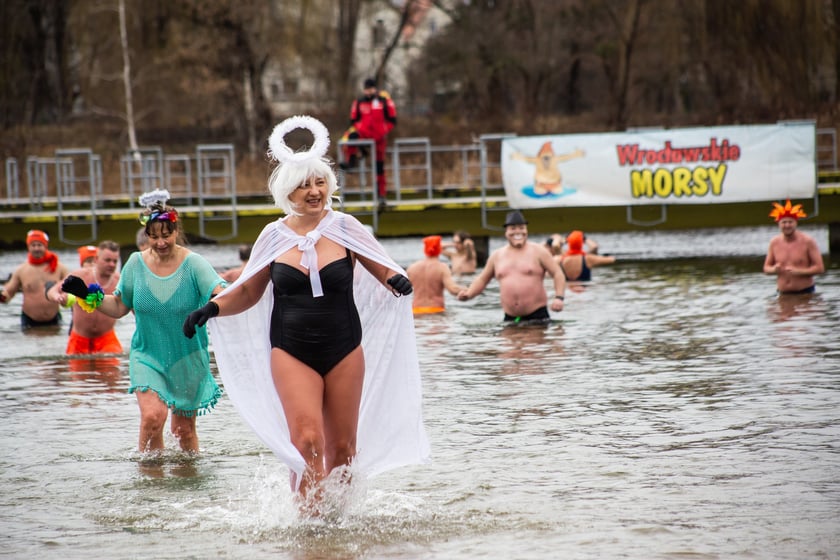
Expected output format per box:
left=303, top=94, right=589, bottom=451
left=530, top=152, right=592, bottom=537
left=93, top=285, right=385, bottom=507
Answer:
left=554, top=295, right=565, bottom=301
left=44, top=281, right=57, bottom=300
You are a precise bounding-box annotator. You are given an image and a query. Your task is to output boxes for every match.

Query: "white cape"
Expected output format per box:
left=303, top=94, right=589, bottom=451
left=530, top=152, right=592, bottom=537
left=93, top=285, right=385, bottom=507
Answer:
left=208, top=210, right=430, bottom=483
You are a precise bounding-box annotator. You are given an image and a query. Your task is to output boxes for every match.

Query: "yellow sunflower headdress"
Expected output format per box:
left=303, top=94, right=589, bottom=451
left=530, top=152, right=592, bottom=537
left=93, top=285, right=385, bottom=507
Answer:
left=769, top=199, right=807, bottom=222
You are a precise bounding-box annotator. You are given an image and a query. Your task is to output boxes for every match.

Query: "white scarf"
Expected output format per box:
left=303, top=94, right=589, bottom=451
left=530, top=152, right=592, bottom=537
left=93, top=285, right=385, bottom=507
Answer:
left=207, top=210, right=430, bottom=484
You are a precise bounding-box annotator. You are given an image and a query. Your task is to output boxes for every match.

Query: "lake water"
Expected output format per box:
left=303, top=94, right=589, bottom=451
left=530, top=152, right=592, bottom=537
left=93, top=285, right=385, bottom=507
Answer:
left=1, top=225, right=838, bottom=559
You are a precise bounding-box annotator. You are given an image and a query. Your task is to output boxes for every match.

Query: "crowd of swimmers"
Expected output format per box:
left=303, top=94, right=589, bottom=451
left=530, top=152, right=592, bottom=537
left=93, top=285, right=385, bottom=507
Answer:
left=0, top=113, right=826, bottom=517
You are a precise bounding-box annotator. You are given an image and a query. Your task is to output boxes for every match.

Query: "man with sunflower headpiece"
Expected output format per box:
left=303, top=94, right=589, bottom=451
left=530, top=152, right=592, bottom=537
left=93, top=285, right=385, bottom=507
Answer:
left=763, top=199, right=824, bottom=294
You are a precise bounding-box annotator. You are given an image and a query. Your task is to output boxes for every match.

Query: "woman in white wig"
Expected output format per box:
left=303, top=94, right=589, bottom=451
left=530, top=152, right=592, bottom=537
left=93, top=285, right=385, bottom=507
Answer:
left=184, top=115, right=429, bottom=508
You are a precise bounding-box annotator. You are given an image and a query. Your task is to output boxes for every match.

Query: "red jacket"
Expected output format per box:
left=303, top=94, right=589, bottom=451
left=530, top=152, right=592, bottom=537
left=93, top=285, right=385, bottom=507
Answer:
left=349, top=91, right=397, bottom=140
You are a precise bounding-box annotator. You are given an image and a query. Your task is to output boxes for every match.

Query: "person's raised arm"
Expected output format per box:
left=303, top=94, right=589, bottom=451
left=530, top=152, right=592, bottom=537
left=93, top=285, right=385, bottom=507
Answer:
left=61, top=274, right=130, bottom=318
left=458, top=253, right=495, bottom=300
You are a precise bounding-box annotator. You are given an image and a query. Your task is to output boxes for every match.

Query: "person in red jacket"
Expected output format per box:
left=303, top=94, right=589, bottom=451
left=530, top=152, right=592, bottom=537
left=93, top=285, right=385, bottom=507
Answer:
left=340, top=77, right=397, bottom=199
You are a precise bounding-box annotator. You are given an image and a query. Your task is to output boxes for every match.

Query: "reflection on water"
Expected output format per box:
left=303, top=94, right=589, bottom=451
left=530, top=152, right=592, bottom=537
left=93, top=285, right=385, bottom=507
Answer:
left=0, top=226, right=838, bottom=559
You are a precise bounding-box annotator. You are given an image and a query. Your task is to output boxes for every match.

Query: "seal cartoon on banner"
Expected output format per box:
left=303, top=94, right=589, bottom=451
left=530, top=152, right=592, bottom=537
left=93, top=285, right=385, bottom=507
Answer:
left=511, top=141, right=585, bottom=198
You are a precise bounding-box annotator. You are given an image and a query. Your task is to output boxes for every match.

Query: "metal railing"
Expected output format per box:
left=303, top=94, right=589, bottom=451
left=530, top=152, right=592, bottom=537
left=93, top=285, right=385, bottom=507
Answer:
left=3, top=127, right=838, bottom=241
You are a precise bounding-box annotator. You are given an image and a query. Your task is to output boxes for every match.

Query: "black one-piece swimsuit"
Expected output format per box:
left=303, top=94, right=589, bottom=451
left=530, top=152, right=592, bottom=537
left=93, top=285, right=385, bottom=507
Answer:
left=270, top=251, right=362, bottom=376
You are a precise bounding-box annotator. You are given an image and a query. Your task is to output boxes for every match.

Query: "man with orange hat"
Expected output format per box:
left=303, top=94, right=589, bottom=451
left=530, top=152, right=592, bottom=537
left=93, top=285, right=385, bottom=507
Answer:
left=47, top=240, right=123, bottom=354
left=78, top=245, right=98, bottom=268
left=763, top=199, right=824, bottom=294
left=0, top=229, right=70, bottom=328
left=406, top=235, right=467, bottom=314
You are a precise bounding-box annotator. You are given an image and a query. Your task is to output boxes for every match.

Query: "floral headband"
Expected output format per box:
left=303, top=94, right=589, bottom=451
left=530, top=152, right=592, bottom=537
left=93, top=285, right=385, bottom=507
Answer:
left=138, top=188, right=178, bottom=225
left=139, top=210, right=178, bottom=226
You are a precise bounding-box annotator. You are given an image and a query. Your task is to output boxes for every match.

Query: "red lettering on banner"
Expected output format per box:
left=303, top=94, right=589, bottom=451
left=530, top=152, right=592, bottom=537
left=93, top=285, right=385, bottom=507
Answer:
left=616, top=138, right=741, bottom=166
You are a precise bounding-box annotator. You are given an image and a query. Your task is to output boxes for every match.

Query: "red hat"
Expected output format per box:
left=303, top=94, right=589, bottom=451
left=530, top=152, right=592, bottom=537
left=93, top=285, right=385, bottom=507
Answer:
left=566, top=230, right=584, bottom=252
left=77, top=245, right=98, bottom=265
left=769, top=199, right=807, bottom=222
left=423, top=235, right=442, bottom=257
left=26, top=229, right=49, bottom=247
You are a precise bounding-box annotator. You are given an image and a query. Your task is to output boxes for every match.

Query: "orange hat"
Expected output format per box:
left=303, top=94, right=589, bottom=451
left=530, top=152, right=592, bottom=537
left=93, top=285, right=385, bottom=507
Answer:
left=77, top=245, right=98, bottom=265
left=769, top=199, right=807, bottom=222
left=566, top=230, right=584, bottom=252
left=423, top=235, right=442, bottom=257
left=537, top=141, right=554, bottom=156
left=26, top=229, right=49, bottom=247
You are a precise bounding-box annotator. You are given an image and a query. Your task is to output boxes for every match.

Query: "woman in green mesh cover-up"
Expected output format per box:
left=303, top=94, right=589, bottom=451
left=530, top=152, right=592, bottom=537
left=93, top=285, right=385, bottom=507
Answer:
left=62, top=190, right=225, bottom=453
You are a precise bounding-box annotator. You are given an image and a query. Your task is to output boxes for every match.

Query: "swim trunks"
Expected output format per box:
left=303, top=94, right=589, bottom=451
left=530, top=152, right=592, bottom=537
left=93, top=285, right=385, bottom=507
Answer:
left=413, top=306, right=445, bottom=314
left=66, top=329, right=123, bottom=355
left=270, top=251, right=362, bottom=376
left=503, top=306, right=550, bottom=323
left=779, top=285, right=816, bottom=295
left=21, top=311, right=61, bottom=329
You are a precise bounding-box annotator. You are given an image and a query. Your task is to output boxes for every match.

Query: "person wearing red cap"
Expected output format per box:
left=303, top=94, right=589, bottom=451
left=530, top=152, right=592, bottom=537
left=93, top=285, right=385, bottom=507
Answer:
left=47, top=240, right=123, bottom=355
left=458, top=210, right=567, bottom=322
left=763, top=199, right=824, bottom=294
left=0, top=229, right=70, bottom=328
left=406, top=235, right=467, bottom=314
left=78, top=245, right=98, bottom=268
left=555, top=230, right=615, bottom=282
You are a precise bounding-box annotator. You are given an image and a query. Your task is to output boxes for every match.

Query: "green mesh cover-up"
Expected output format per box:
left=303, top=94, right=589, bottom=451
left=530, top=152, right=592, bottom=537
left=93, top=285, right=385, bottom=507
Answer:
left=115, top=252, right=225, bottom=417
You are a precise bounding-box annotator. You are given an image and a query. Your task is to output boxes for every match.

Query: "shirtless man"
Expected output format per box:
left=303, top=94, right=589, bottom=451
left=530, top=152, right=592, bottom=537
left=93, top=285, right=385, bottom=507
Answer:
left=406, top=235, right=467, bottom=314
left=47, top=240, right=123, bottom=354
left=458, top=211, right=566, bottom=321
left=763, top=200, right=824, bottom=294
left=441, top=230, right=477, bottom=276
left=0, top=230, right=70, bottom=328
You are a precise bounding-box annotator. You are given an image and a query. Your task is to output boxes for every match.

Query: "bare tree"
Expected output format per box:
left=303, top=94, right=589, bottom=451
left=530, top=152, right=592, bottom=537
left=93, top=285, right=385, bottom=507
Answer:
left=118, top=0, right=139, bottom=157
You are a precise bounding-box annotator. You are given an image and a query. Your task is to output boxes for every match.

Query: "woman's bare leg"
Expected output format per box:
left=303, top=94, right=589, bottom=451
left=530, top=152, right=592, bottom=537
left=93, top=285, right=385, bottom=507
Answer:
left=270, top=348, right=326, bottom=499
left=136, top=390, right=168, bottom=452
left=323, top=347, right=365, bottom=473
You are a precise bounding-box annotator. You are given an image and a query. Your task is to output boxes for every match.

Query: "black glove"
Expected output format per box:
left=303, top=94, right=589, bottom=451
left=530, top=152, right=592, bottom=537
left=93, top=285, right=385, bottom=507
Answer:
left=183, top=301, right=219, bottom=338
left=61, top=275, right=89, bottom=299
left=387, top=273, right=413, bottom=296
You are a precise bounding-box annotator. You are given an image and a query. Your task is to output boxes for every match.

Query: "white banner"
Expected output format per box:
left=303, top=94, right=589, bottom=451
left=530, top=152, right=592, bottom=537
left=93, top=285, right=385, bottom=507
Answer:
left=501, top=123, right=816, bottom=208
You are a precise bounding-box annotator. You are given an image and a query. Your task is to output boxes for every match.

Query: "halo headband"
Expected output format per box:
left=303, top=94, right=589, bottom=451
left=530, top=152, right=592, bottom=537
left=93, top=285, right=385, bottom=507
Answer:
left=267, top=115, right=330, bottom=164
left=139, top=188, right=172, bottom=209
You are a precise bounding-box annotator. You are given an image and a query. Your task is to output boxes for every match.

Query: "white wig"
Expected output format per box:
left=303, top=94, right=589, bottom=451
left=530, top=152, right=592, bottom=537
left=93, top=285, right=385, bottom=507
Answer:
left=266, top=115, right=340, bottom=216
left=268, top=157, right=340, bottom=216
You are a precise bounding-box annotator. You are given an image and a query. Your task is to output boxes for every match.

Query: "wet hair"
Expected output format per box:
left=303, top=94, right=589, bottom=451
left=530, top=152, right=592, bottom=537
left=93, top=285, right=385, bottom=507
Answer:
left=238, top=244, right=252, bottom=261
left=267, top=157, right=339, bottom=216
left=98, top=240, right=120, bottom=252
left=453, top=230, right=471, bottom=242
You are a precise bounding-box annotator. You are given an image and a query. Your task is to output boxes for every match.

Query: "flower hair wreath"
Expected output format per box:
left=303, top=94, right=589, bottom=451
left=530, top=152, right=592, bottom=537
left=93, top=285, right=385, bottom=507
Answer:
left=267, top=115, right=330, bottom=164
